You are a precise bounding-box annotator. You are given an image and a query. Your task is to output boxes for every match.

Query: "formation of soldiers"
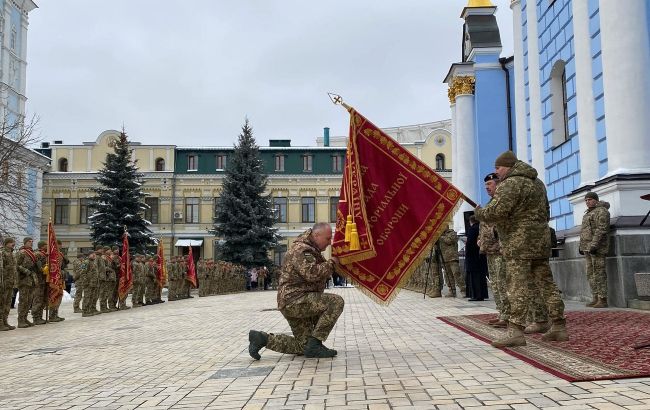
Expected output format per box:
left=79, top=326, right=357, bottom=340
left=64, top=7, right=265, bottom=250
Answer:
left=1, top=237, right=68, bottom=329
left=1, top=238, right=253, bottom=329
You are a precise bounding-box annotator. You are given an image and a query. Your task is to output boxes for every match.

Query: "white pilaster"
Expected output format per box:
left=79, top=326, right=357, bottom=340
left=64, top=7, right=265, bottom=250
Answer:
left=511, top=0, right=528, bottom=162
left=450, top=102, right=457, bottom=187
left=571, top=0, right=599, bottom=186
left=454, top=93, right=478, bottom=234
left=599, top=0, right=650, bottom=175
left=524, top=0, right=545, bottom=176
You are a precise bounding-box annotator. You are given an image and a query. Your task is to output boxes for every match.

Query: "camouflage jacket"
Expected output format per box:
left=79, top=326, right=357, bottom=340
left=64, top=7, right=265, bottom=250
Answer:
left=277, top=229, right=335, bottom=310
left=35, top=250, right=48, bottom=285
left=438, top=229, right=459, bottom=262
left=1, top=247, right=16, bottom=289
left=474, top=160, right=551, bottom=260
left=72, top=259, right=84, bottom=283
left=16, top=247, right=39, bottom=287
left=96, top=255, right=107, bottom=281
left=579, top=201, right=610, bottom=255
left=83, top=259, right=99, bottom=286
left=478, top=219, right=501, bottom=255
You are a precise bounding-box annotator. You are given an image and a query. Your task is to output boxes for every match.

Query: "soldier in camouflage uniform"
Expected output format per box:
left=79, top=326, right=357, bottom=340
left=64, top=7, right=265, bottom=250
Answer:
left=479, top=173, right=508, bottom=328
left=249, top=223, right=343, bottom=360
left=438, top=228, right=465, bottom=298
left=72, top=253, right=85, bottom=313
left=475, top=151, right=567, bottom=347
left=33, top=241, right=49, bottom=324
left=144, top=256, right=156, bottom=305
left=82, top=251, right=99, bottom=316
left=166, top=256, right=176, bottom=301
left=131, top=254, right=143, bottom=307
left=48, top=240, right=69, bottom=322
left=197, top=258, right=206, bottom=297
left=16, top=237, right=38, bottom=327
left=579, top=192, right=610, bottom=308
left=1, top=238, right=17, bottom=330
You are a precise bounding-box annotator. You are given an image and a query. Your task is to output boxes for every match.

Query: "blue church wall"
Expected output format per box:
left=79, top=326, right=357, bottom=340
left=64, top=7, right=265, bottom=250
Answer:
left=521, top=0, right=532, bottom=163
left=474, top=66, right=510, bottom=205
left=537, top=0, right=579, bottom=231
left=588, top=0, right=607, bottom=178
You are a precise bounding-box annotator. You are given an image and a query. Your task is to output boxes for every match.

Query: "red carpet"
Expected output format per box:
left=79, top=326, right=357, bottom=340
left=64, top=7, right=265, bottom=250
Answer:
left=438, top=311, right=650, bottom=382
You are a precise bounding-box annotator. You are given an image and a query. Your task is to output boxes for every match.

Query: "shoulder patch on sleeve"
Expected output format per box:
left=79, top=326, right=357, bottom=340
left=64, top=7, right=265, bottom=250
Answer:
left=302, top=252, right=316, bottom=263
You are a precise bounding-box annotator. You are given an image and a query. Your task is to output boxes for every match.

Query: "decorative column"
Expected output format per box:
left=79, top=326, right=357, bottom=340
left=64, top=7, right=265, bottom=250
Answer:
left=448, top=87, right=457, bottom=188
left=451, top=76, right=479, bottom=233
left=571, top=0, right=599, bottom=185
left=525, top=0, right=545, bottom=176
left=599, top=0, right=650, bottom=175
left=510, top=0, right=528, bottom=162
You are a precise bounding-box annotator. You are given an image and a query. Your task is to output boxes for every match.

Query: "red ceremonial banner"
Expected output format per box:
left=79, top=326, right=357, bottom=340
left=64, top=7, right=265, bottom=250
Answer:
left=118, top=231, right=132, bottom=300
left=156, top=240, right=166, bottom=287
left=333, top=107, right=463, bottom=304
left=47, top=221, right=64, bottom=307
left=186, top=246, right=197, bottom=288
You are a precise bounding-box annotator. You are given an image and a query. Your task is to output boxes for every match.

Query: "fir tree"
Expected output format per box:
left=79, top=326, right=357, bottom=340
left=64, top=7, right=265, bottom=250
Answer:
left=89, top=131, right=153, bottom=252
left=213, top=119, right=278, bottom=267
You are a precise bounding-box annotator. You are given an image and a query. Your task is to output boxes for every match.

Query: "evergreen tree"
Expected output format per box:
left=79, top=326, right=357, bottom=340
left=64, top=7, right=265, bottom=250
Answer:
left=89, top=131, right=153, bottom=252
left=213, top=119, right=278, bottom=267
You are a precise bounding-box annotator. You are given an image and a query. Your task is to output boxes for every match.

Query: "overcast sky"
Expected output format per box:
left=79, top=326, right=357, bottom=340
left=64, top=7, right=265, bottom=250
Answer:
left=26, top=0, right=513, bottom=147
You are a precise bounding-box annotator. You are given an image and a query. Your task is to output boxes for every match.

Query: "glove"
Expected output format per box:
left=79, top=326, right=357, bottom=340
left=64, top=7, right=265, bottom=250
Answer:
left=578, top=250, right=584, bottom=255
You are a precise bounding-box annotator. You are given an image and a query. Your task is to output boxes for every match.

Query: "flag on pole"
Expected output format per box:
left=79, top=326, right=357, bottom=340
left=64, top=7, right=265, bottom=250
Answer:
left=118, top=229, right=132, bottom=300
left=186, top=246, right=197, bottom=288
left=47, top=221, right=64, bottom=307
left=156, top=239, right=166, bottom=287
left=332, top=106, right=463, bottom=304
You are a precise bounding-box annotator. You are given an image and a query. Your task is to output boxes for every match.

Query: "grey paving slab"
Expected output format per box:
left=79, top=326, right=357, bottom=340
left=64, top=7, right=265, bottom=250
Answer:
left=1, top=288, right=649, bottom=409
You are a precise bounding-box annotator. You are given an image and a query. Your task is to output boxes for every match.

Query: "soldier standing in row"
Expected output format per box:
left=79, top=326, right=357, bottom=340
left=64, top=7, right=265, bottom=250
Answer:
left=16, top=237, right=38, bottom=327
left=33, top=241, right=48, bottom=324
left=475, top=151, right=567, bottom=348
left=1, top=238, right=17, bottom=330
left=48, top=240, right=69, bottom=322
left=72, top=253, right=85, bottom=313
left=82, top=250, right=100, bottom=317
left=580, top=191, right=611, bottom=308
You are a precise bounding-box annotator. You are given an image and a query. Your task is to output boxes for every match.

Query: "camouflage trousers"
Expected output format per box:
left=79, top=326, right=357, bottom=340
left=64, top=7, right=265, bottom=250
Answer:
left=17, top=285, right=34, bottom=321
left=31, top=282, right=47, bottom=320
left=585, top=253, right=607, bottom=299
left=487, top=255, right=509, bottom=320
left=505, top=258, right=565, bottom=327
left=83, top=286, right=98, bottom=313
left=266, top=292, right=345, bottom=355
left=443, top=260, right=465, bottom=295
left=525, top=285, right=548, bottom=324
left=1, top=285, right=13, bottom=323
left=73, top=283, right=84, bottom=310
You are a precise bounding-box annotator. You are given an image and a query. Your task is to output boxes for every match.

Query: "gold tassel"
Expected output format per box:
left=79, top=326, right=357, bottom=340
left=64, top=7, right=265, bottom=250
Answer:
left=345, top=215, right=353, bottom=243
left=349, top=223, right=360, bottom=250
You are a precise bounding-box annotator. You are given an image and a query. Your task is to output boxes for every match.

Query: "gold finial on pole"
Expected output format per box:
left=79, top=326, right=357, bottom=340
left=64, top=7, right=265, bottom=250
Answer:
left=328, top=92, right=352, bottom=111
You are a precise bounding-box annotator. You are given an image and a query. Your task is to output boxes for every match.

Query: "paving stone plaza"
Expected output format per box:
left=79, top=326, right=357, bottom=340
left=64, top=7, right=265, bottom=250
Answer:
left=1, top=288, right=649, bottom=409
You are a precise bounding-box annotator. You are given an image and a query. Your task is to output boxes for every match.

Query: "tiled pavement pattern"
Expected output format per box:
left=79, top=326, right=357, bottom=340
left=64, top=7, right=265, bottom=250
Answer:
left=1, top=288, right=649, bottom=409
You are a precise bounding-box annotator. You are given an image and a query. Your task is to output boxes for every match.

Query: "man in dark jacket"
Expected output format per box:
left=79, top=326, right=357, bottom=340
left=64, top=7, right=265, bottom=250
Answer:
left=248, top=222, right=343, bottom=360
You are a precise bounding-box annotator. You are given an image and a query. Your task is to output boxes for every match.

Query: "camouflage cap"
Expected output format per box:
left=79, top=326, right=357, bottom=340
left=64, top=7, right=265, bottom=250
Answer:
left=95, top=245, right=103, bottom=251
left=3, top=237, right=15, bottom=246
left=103, top=246, right=111, bottom=251
left=585, top=192, right=599, bottom=201
left=37, top=240, right=47, bottom=249
left=112, top=246, right=119, bottom=251
left=494, top=150, right=517, bottom=168
left=23, top=237, right=33, bottom=245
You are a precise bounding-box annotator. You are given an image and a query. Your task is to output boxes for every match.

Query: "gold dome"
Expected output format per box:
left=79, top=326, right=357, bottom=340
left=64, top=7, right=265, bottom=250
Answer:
left=467, top=0, right=495, bottom=7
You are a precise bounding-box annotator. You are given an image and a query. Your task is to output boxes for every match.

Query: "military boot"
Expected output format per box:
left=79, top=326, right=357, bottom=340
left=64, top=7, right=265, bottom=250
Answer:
left=428, top=289, right=442, bottom=298
left=586, top=295, right=598, bottom=307
left=491, top=322, right=526, bottom=348
left=592, top=297, right=608, bottom=308
left=248, top=330, right=268, bottom=360
left=490, top=319, right=507, bottom=328
left=541, top=318, right=569, bottom=342
left=3, top=317, right=16, bottom=330
left=33, top=315, right=47, bottom=325
left=0, top=321, right=10, bottom=331
left=524, top=321, right=550, bottom=334
left=50, top=310, right=65, bottom=322
left=73, top=307, right=82, bottom=313
left=304, top=336, right=337, bottom=358
left=17, top=317, right=31, bottom=328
